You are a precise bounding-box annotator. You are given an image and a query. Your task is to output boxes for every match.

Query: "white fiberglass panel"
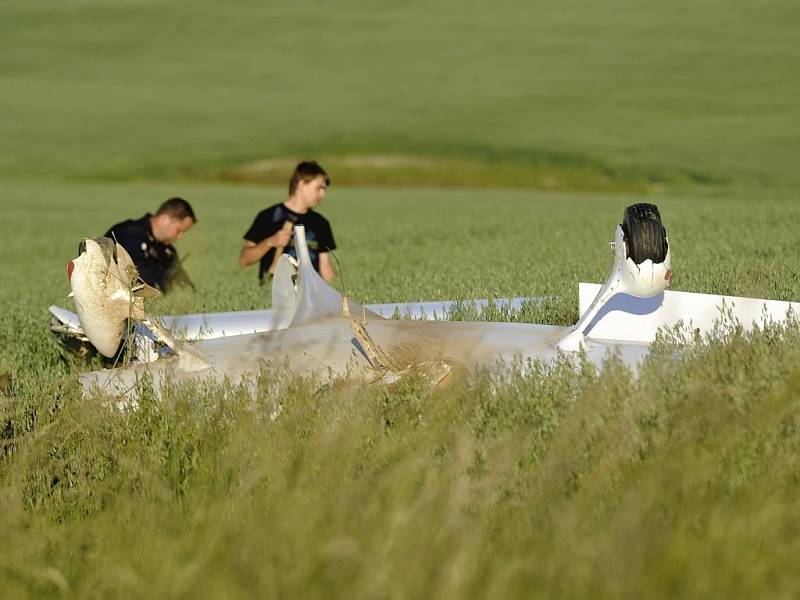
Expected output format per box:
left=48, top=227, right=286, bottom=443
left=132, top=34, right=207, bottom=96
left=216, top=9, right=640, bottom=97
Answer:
left=579, top=283, right=800, bottom=343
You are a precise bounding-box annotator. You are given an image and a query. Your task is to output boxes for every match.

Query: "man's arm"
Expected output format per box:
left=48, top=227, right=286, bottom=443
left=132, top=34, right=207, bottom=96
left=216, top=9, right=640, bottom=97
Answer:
left=318, top=252, right=335, bottom=283
left=239, top=229, right=292, bottom=267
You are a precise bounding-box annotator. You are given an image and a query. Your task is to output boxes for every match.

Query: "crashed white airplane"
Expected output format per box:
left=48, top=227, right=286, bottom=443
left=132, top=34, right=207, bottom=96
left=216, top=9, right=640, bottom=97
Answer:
left=52, top=203, right=798, bottom=397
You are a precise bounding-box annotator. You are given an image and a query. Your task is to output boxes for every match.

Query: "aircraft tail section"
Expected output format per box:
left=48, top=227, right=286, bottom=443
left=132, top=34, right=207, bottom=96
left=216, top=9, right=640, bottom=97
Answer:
left=290, top=225, right=383, bottom=326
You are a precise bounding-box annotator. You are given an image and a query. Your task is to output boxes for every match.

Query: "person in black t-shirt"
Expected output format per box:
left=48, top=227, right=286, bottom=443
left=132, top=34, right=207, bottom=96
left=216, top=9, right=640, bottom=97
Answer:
left=105, top=197, right=196, bottom=292
left=239, top=161, right=336, bottom=283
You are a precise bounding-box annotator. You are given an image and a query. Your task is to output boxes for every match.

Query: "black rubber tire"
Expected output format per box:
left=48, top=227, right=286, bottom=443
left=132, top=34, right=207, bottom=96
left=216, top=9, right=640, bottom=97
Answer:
left=621, top=203, right=668, bottom=264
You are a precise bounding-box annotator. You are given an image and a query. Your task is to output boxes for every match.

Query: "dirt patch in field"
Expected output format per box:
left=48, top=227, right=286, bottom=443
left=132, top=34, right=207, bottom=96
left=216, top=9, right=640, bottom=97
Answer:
left=236, top=155, right=432, bottom=176
left=0, top=371, right=12, bottom=396
left=203, top=154, right=655, bottom=193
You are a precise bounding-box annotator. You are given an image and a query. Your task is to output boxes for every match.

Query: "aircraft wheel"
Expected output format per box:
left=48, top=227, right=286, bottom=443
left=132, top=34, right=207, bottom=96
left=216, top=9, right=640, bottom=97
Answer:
left=622, top=203, right=668, bottom=265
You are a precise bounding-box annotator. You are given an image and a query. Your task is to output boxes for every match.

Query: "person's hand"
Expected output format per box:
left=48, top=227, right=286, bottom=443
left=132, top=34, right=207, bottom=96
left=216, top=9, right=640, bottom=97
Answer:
left=270, top=229, right=292, bottom=247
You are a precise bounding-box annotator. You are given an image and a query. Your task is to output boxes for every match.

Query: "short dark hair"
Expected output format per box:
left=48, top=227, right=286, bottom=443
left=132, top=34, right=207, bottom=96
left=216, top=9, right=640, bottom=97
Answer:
left=289, top=161, right=330, bottom=195
left=155, top=197, right=196, bottom=223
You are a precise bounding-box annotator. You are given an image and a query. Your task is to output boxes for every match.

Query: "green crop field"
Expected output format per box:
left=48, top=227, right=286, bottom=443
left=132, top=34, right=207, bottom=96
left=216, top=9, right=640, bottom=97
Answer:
left=2, top=0, right=800, bottom=597
left=2, top=0, right=799, bottom=190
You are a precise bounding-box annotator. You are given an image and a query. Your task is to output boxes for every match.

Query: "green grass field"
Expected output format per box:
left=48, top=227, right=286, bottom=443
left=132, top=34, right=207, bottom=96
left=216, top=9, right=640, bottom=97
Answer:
left=2, top=0, right=800, bottom=597
left=2, top=0, right=799, bottom=190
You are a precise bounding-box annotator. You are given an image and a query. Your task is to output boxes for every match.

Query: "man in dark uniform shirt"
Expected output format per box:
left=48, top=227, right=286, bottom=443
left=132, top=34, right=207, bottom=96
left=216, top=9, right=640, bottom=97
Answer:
left=239, top=161, right=336, bottom=282
left=105, top=197, right=196, bottom=291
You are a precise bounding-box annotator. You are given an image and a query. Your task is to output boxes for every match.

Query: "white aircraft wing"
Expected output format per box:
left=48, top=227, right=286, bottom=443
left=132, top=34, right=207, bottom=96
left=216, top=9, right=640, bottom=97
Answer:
left=50, top=297, right=536, bottom=343
left=79, top=317, right=650, bottom=398
left=579, top=283, right=800, bottom=344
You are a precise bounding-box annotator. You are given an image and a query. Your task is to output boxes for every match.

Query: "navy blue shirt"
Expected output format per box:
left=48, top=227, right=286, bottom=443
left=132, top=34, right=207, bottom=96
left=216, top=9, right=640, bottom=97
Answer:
left=244, top=203, right=335, bottom=281
left=105, top=214, right=177, bottom=290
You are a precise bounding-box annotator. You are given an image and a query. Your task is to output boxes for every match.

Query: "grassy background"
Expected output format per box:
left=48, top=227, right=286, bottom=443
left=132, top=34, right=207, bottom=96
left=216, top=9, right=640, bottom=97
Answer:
left=2, top=0, right=800, bottom=597
left=1, top=0, right=799, bottom=189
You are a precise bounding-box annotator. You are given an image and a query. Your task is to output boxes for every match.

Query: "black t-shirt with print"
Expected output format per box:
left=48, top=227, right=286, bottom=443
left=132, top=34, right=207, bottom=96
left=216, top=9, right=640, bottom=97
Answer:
left=243, top=203, right=336, bottom=281
left=105, top=213, right=177, bottom=290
